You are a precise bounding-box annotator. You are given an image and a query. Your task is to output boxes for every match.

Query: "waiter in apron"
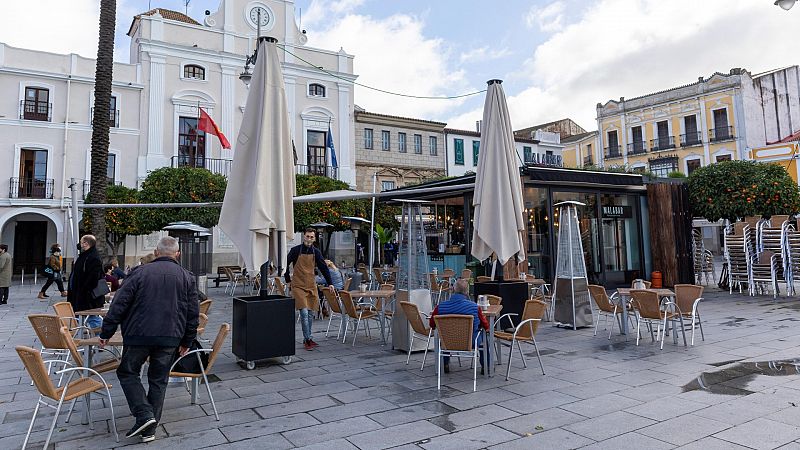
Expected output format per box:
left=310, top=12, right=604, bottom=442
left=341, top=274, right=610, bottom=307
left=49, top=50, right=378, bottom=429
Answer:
left=285, top=228, right=333, bottom=351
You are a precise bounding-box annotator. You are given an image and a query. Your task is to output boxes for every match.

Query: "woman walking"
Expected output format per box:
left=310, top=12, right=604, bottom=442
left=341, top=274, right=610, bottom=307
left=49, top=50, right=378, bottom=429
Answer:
left=38, top=244, right=67, bottom=300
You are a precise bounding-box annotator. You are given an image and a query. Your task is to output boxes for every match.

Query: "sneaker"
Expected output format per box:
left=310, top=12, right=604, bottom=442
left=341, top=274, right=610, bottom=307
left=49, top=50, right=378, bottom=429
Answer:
left=140, top=423, right=157, bottom=443
left=37, top=292, right=46, bottom=300
left=303, top=340, right=314, bottom=351
left=308, top=339, right=319, bottom=348
left=126, top=418, right=156, bottom=439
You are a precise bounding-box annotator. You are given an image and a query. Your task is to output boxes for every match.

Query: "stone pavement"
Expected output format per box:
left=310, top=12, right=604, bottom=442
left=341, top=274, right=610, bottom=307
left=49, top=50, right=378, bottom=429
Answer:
left=1, top=281, right=800, bottom=449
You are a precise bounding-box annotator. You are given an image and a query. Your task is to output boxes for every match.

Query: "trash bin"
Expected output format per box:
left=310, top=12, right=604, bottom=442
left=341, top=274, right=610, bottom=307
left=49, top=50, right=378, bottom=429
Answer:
left=196, top=274, right=208, bottom=297
left=232, top=292, right=295, bottom=370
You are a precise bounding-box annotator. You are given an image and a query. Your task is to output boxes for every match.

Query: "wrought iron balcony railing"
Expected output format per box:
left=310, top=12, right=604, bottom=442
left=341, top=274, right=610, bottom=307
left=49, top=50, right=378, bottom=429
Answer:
left=19, top=100, right=51, bottom=121
left=680, top=131, right=702, bottom=147
left=709, top=126, right=735, bottom=142
left=295, top=164, right=339, bottom=179
left=627, top=141, right=647, bottom=155
left=82, top=180, right=123, bottom=200
left=650, top=136, right=676, bottom=151
left=171, top=156, right=232, bottom=178
left=9, top=177, right=54, bottom=199
left=91, top=108, right=120, bottom=128
left=604, top=145, right=622, bottom=159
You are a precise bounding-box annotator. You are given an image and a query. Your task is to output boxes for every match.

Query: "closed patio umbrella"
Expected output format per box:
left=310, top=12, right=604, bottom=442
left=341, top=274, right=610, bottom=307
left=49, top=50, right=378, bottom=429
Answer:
left=219, top=37, right=294, bottom=278
left=471, top=79, right=526, bottom=276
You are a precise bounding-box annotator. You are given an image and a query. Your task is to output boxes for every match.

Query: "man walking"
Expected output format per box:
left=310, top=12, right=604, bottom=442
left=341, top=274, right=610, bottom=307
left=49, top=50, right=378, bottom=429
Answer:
left=99, top=236, right=198, bottom=442
left=429, top=278, right=490, bottom=374
left=285, top=228, right=332, bottom=350
left=68, top=235, right=105, bottom=329
left=0, top=244, right=11, bottom=304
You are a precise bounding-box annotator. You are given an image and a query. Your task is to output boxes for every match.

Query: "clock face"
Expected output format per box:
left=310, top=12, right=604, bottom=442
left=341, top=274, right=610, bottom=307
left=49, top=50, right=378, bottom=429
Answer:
left=249, top=6, right=270, bottom=27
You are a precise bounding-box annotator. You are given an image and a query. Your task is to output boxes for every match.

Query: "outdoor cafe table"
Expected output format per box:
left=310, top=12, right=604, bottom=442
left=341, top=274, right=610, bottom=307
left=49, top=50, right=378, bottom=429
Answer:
left=351, top=290, right=396, bottom=344
left=482, top=304, right=502, bottom=377
left=615, top=288, right=676, bottom=336
left=73, top=332, right=123, bottom=426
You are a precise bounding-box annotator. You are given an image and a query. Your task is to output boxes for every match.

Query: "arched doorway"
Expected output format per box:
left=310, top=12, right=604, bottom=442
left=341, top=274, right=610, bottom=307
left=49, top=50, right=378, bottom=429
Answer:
left=0, top=209, right=62, bottom=275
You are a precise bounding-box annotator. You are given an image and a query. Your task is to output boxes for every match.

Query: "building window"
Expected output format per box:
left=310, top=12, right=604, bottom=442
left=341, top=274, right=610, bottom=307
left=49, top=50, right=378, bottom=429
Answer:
left=711, top=108, right=732, bottom=141
left=183, top=64, right=205, bottom=80
left=686, top=158, right=701, bottom=174
left=649, top=156, right=678, bottom=177
left=107, top=153, right=116, bottom=185
left=92, top=96, right=118, bottom=127
left=454, top=139, right=464, bottom=165
left=630, top=126, right=645, bottom=154
left=364, top=128, right=373, bottom=149
left=523, top=146, right=532, bottom=163
left=381, top=130, right=391, bottom=151
left=177, top=117, right=205, bottom=167
left=23, top=87, right=50, bottom=121
left=429, top=136, right=438, bottom=156
left=307, top=130, right=328, bottom=176
left=381, top=180, right=395, bottom=191
left=414, top=134, right=422, bottom=154
left=716, top=154, right=732, bottom=162
left=16, top=148, right=49, bottom=198
left=472, top=140, right=480, bottom=166
left=682, top=115, right=700, bottom=146
left=308, top=83, right=326, bottom=97
left=606, top=130, right=620, bottom=157
left=398, top=132, right=407, bottom=153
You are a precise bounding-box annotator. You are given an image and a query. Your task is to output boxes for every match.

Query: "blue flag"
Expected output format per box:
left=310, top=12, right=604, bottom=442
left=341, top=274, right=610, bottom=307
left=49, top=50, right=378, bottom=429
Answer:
left=327, top=124, right=338, bottom=168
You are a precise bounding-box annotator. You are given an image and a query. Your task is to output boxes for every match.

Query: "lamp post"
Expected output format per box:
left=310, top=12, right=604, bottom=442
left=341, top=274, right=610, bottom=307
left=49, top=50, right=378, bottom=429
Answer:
left=344, top=216, right=370, bottom=267
left=775, top=0, right=796, bottom=10
left=239, top=8, right=270, bottom=87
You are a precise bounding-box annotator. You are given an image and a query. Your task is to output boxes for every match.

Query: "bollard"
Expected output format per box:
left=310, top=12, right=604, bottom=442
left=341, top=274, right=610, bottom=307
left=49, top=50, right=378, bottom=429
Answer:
left=21, top=269, right=25, bottom=286
left=34, top=270, right=37, bottom=285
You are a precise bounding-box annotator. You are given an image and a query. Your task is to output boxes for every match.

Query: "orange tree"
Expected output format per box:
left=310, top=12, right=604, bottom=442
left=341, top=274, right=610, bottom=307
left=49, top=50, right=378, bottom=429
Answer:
left=81, top=184, right=146, bottom=258
left=138, top=167, right=227, bottom=231
left=688, top=160, right=800, bottom=221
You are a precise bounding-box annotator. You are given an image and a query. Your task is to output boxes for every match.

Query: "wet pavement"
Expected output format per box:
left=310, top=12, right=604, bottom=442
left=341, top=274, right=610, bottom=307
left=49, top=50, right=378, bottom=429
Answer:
left=1, top=281, right=800, bottom=449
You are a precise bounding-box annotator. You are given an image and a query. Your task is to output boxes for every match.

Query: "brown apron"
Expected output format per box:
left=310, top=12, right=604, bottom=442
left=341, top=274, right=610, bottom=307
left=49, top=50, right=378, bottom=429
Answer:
left=291, top=252, right=319, bottom=311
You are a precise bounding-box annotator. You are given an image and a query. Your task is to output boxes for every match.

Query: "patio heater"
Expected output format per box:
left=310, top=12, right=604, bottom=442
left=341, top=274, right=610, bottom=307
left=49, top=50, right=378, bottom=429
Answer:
left=392, top=199, right=433, bottom=351
left=344, top=216, right=370, bottom=267
left=551, top=201, right=593, bottom=330
left=310, top=221, right=333, bottom=258
left=163, top=221, right=211, bottom=296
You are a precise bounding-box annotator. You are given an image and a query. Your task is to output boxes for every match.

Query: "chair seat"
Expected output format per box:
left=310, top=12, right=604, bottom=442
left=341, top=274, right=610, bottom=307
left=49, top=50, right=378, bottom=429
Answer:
left=358, top=311, right=378, bottom=319
left=92, top=358, right=120, bottom=374
left=494, top=331, right=532, bottom=342
left=170, top=371, right=203, bottom=378
left=55, top=377, right=107, bottom=402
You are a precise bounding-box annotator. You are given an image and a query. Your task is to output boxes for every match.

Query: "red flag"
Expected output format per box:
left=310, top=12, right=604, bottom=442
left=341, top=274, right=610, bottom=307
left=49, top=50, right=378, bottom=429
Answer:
left=198, top=108, right=231, bottom=149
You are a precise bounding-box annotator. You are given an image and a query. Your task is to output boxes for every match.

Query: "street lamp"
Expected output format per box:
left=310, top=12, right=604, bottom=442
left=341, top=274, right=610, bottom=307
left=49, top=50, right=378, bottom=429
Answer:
left=775, top=0, right=796, bottom=10
left=239, top=8, right=274, bottom=87
left=309, top=221, right=333, bottom=257
left=344, top=216, right=370, bottom=266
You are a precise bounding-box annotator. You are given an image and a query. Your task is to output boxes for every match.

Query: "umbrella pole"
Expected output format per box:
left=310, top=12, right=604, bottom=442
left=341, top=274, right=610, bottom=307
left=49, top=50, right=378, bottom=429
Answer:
left=368, top=172, right=377, bottom=281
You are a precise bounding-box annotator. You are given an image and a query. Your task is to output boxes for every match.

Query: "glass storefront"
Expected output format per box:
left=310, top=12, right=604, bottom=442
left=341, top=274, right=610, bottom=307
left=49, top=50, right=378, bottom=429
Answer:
left=523, top=187, right=551, bottom=280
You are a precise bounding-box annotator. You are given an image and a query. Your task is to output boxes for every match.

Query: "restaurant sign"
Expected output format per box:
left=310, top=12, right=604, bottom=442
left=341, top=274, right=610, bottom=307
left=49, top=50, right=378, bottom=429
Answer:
left=602, top=205, right=632, bottom=218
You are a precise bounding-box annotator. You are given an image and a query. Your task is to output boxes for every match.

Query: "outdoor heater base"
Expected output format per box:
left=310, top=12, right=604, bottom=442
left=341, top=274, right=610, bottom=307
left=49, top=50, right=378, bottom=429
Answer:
left=232, top=294, right=295, bottom=369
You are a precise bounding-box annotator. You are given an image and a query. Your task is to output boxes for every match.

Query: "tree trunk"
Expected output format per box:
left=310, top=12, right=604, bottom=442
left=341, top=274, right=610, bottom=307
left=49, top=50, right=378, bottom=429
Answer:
left=89, top=0, right=117, bottom=260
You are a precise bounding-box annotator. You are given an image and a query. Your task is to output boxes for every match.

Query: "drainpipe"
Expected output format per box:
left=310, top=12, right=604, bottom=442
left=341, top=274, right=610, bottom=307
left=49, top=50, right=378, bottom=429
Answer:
left=61, top=75, right=73, bottom=259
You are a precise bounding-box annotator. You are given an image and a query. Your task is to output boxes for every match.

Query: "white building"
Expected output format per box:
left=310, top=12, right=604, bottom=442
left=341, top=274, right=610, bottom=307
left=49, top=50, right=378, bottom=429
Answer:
left=444, top=124, right=564, bottom=177
left=0, top=0, right=357, bottom=273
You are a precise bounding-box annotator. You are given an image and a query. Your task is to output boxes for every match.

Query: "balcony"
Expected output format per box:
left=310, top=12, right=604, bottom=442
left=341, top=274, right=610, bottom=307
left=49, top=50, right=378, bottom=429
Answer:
left=680, top=131, right=703, bottom=147
left=9, top=177, right=54, bottom=199
left=82, top=180, right=123, bottom=200
left=583, top=155, right=593, bottom=166
left=295, top=164, right=339, bottom=179
left=709, top=126, right=735, bottom=142
left=171, top=156, right=232, bottom=178
left=650, top=136, right=676, bottom=151
left=19, top=100, right=51, bottom=121
left=627, top=141, right=647, bottom=155
left=91, top=107, right=120, bottom=128
left=604, top=145, right=622, bottom=159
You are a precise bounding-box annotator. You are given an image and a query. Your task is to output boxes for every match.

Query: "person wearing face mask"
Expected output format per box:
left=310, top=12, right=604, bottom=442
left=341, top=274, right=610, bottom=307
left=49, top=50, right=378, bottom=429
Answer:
left=0, top=244, right=11, bottom=305
left=285, top=228, right=332, bottom=351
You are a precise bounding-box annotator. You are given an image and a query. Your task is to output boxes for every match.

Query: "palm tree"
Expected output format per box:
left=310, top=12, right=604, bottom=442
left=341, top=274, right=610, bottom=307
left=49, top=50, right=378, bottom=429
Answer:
left=89, top=0, right=117, bottom=258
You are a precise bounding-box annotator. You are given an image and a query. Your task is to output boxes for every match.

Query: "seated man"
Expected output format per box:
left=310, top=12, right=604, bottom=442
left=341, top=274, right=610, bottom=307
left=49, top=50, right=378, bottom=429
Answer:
left=429, top=278, right=490, bottom=374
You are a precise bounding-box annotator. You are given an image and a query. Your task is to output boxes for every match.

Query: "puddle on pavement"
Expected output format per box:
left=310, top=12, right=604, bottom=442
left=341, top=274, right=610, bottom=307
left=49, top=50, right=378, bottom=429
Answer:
left=779, top=303, right=800, bottom=311
left=708, top=358, right=745, bottom=367
left=721, top=317, right=748, bottom=327
left=682, top=359, right=800, bottom=396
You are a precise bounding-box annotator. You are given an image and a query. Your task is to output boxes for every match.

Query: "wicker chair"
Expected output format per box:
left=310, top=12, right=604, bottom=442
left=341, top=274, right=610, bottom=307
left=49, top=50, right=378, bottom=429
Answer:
left=376, top=284, right=396, bottom=332
left=28, top=315, right=71, bottom=381
left=339, top=290, right=379, bottom=346
left=197, top=313, right=209, bottom=337
left=321, top=287, right=346, bottom=339
left=630, top=290, right=669, bottom=348
left=460, top=269, right=472, bottom=280
left=631, top=279, right=653, bottom=289
left=485, top=295, right=502, bottom=306
left=399, top=301, right=433, bottom=370
left=434, top=314, right=480, bottom=391
left=17, top=345, right=119, bottom=449
left=476, top=276, right=492, bottom=283
left=494, top=299, right=547, bottom=380
left=273, top=277, right=287, bottom=296
left=52, top=302, right=92, bottom=338
left=343, top=277, right=352, bottom=291
left=169, top=323, right=230, bottom=421
left=199, top=299, right=212, bottom=317
left=587, top=285, right=624, bottom=339
left=670, top=284, right=705, bottom=345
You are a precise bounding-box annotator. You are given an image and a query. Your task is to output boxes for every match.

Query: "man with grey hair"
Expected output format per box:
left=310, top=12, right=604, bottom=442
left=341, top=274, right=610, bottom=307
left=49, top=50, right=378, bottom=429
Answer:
left=429, top=278, right=489, bottom=374
left=100, top=236, right=199, bottom=442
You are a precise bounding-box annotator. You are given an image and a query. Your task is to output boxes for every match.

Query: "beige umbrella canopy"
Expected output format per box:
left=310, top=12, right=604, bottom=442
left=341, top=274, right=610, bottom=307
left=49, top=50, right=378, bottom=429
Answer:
left=471, top=79, right=526, bottom=275
left=219, top=37, right=295, bottom=274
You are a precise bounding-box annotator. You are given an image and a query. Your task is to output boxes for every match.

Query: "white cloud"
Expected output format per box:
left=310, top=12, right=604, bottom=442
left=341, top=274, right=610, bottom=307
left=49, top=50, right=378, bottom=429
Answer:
left=307, top=12, right=473, bottom=118
left=303, top=0, right=366, bottom=28
left=525, top=1, right=565, bottom=32
left=451, top=0, right=798, bottom=131
left=459, top=46, right=512, bottom=64
left=0, top=0, right=100, bottom=58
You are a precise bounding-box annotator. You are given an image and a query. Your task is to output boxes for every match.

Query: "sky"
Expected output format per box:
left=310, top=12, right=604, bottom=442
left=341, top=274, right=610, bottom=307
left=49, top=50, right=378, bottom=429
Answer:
left=1, top=0, right=797, bottom=131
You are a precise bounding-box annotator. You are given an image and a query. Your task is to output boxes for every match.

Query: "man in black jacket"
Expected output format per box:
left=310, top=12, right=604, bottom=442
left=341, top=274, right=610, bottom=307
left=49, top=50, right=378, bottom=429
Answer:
left=99, top=236, right=199, bottom=442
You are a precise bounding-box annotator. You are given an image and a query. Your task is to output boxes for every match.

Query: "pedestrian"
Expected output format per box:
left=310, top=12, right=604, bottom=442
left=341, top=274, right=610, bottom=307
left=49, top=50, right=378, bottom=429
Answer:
left=0, top=244, right=11, bottom=305
left=104, top=263, right=120, bottom=292
left=38, top=243, right=67, bottom=300
left=110, top=257, right=127, bottom=280
left=99, top=236, right=198, bottom=443
left=67, top=235, right=105, bottom=330
left=429, top=278, right=490, bottom=374
left=285, top=228, right=332, bottom=351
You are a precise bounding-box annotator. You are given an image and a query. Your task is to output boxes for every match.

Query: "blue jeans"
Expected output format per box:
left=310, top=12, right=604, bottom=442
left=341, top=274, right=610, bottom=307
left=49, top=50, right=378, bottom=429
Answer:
left=85, top=315, right=102, bottom=329
left=299, top=308, right=313, bottom=341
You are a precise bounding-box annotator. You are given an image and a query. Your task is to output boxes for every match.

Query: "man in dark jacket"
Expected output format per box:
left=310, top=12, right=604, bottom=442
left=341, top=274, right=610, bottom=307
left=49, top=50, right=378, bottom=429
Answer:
left=68, top=235, right=105, bottom=328
left=99, top=236, right=199, bottom=442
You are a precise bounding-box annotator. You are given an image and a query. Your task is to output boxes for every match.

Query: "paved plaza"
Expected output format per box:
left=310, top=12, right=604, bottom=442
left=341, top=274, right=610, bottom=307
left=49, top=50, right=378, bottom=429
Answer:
left=1, top=282, right=800, bottom=449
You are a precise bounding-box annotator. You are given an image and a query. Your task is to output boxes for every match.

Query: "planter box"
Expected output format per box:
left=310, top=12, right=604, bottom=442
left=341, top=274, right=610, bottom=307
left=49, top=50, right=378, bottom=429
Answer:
left=232, top=294, right=295, bottom=366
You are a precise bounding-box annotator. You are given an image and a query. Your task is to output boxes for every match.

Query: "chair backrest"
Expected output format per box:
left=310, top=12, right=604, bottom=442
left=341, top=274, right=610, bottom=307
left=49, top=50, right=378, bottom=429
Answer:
left=338, top=290, right=359, bottom=319
left=442, top=269, right=456, bottom=278
left=428, top=273, right=439, bottom=288
left=516, top=299, right=547, bottom=339
left=400, top=301, right=429, bottom=335
left=358, top=267, right=370, bottom=282
left=59, top=326, right=84, bottom=367
left=52, top=301, right=76, bottom=329
left=273, top=277, right=286, bottom=296
left=197, top=313, right=209, bottom=335
left=588, top=285, right=615, bottom=313
left=322, top=287, right=343, bottom=314
left=460, top=269, right=472, bottom=280
left=29, top=314, right=68, bottom=350
left=673, top=284, right=704, bottom=313
left=373, top=268, right=383, bottom=281
left=630, top=290, right=662, bottom=319
left=434, top=315, right=474, bottom=352
left=204, top=323, right=230, bottom=373
left=631, top=280, right=652, bottom=289
left=486, top=294, right=502, bottom=306
left=199, top=299, right=212, bottom=316
left=16, top=346, right=59, bottom=400
left=476, top=276, right=491, bottom=283
left=380, top=283, right=395, bottom=291
left=343, top=277, right=352, bottom=291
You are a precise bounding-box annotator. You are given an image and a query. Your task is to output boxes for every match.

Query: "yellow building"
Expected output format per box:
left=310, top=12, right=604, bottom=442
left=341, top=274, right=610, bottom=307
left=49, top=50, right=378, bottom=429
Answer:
left=561, top=131, right=598, bottom=167
left=751, top=132, right=800, bottom=183
left=591, top=66, right=800, bottom=176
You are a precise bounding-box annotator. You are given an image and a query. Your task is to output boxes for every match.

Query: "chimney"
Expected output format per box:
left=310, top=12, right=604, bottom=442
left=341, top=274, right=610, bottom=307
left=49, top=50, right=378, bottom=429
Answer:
left=476, top=120, right=482, bottom=133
